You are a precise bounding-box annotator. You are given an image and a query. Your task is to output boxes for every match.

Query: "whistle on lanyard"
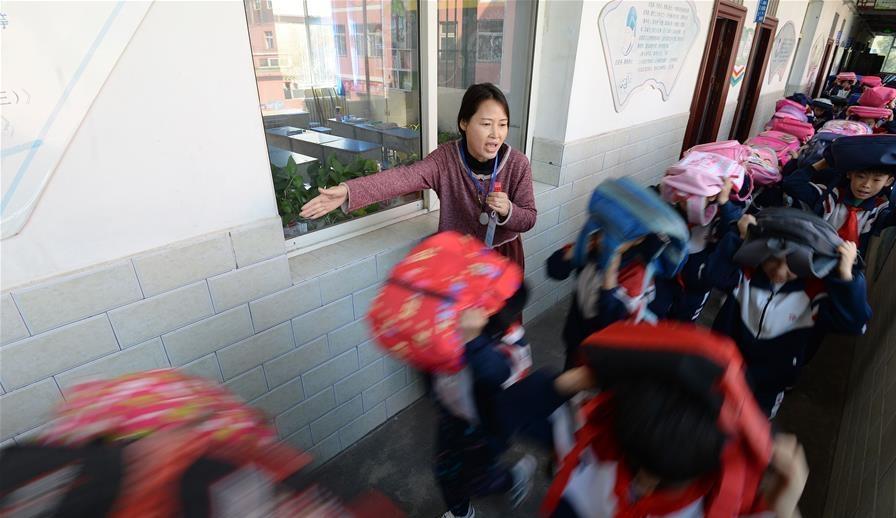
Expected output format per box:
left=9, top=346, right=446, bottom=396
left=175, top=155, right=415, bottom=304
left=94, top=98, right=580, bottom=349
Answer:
left=485, top=182, right=502, bottom=248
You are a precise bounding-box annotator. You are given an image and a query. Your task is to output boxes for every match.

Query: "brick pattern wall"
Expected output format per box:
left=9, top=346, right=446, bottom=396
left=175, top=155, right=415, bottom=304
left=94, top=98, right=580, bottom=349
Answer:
left=0, top=216, right=434, bottom=466
left=522, top=113, right=689, bottom=316
left=823, top=230, right=896, bottom=518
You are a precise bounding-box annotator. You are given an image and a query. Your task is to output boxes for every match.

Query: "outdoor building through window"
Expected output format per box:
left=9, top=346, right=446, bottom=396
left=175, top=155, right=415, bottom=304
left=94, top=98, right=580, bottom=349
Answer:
left=244, top=0, right=422, bottom=246
left=436, top=0, right=536, bottom=150
left=333, top=24, right=347, bottom=57
left=476, top=20, right=503, bottom=62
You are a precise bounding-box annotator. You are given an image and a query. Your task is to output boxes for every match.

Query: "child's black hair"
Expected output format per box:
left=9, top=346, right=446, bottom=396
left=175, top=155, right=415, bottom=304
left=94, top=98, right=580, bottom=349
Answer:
left=612, top=377, right=726, bottom=484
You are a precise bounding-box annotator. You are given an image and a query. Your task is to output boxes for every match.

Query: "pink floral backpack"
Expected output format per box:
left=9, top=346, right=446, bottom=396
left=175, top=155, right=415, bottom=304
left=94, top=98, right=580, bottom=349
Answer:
left=746, top=130, right=800, bottom=165
left=661, top=151, right=746, bottom=225
left=744, top=146, right=781, bottom=186
left=684, top=140, right=752, bottom=163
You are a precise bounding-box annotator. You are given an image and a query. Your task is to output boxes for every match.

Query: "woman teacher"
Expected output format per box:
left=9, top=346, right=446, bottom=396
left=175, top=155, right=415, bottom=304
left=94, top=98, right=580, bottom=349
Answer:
left=300, top=83, right=537, bottom=270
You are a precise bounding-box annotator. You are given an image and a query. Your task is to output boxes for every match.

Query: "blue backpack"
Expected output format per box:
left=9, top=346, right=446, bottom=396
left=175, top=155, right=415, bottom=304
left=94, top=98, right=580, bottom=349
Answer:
left=573, top=178, right=689, bottom=280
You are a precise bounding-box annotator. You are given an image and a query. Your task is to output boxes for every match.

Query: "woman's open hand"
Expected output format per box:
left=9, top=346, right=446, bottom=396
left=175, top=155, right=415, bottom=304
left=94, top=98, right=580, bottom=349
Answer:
left=300, top=185, right=349, bottom=219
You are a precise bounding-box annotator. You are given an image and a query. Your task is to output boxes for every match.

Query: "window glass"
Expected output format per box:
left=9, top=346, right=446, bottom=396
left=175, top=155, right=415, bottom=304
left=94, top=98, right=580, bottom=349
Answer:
left=870, top=35, right=894, bottom=57
left=245, top=0, right=422, bottom=240
left=436, top=0, right=536, bottom=149
left=884, top=47, right=896, bottom=73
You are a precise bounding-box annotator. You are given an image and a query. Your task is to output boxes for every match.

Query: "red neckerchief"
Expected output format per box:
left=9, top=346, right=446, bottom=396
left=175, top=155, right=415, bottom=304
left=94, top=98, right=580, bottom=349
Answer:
left=838, top=205, right=862, bottom=243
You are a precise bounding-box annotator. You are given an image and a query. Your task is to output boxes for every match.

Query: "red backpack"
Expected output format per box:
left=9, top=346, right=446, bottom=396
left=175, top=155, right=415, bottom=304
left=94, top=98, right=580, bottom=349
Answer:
left=542, top=322, right=773, bottom=518
left=367, top=231, right=522, bottom=373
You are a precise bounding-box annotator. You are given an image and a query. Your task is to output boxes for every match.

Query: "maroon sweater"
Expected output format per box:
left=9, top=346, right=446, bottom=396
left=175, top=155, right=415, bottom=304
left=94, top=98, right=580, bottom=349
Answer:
left=344, top=140, right=537, bottom=247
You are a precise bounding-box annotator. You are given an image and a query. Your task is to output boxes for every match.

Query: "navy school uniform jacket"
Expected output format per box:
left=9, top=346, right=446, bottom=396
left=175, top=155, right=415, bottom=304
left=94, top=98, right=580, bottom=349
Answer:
left=547, top=248, right=655, bottom=359
left=653, top=200, right=743, bottom=321
left=703, top=231, right=871, bottom=394
left=440, top=333, right=564, bottom=447
left=782, top=167, right=892, bottom=255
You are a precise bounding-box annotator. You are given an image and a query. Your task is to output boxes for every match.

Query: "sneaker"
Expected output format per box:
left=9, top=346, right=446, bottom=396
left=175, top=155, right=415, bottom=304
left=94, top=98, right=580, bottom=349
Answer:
left=509, top=454, right=537, bottom=508
left=440, top=506, right=475, bottom=518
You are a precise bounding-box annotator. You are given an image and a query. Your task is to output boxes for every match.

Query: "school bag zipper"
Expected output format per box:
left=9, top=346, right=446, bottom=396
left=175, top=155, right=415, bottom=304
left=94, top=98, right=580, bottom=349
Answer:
left=756, top=288, right=778, bottom=340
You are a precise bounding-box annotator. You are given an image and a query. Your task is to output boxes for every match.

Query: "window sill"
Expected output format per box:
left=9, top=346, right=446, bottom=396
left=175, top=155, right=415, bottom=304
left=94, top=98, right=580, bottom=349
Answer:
left=287, top=210, right=439, bottom=283
left=284, top=199, right=424, bottom=254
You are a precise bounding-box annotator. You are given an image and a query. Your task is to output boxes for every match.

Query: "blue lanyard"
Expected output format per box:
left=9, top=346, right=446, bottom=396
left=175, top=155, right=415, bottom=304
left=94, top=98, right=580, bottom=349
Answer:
left=460, top=145, right=499, bottom=201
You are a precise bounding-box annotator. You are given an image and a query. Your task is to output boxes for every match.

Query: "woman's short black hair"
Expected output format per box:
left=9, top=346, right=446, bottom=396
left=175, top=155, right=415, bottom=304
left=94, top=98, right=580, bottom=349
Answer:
left=457, top=83, right=510, bottom=135
left=612, top=378, right=726, bottom=483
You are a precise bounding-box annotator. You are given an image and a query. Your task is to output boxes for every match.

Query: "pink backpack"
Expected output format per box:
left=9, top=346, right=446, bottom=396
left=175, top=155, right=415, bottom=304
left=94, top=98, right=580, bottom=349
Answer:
left=684, top=140, right=752, bottom=163
left=775, top=98, right=807, bottom=113
left=858, top=86, right=896, bottom=108
left=771, top=105, right=809, bottom=123
left=746, top=130, right=800, bottom=166
left=744, top=147, right=781, bottom=186
left=661, top=151, right=746, bottom=225
left=766, top=117, right=815, bottom=143
left=847, top=105, right=894, bottom=122
left=818, top=119, right=872, bottom=136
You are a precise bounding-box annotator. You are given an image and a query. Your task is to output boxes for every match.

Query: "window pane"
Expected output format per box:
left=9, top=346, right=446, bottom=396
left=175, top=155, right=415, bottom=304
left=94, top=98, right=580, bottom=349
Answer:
left=245, top=0, right=422, bottom=241
left=884, top=47, right=896, bottom=73
left=436, top=0, right=536, bottom=150
left=870, top=35, right=894, bottom=57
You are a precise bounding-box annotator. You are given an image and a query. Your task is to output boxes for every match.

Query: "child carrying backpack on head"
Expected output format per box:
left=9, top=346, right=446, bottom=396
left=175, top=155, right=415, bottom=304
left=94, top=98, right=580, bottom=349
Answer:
left=541, top=322, right=810, bottom=518
left=704, top=208, right=871, bottom=417
left=783, top=135, right=895, bottom=255
left=366, top=232, right=591, bottom=518
left=826, top=72, right=857, bottom=99
left=545, top=179, right=689, bottom=369
left=810, top=98, right=835, bottom=129
left=654, top=148, right=747, bottom=322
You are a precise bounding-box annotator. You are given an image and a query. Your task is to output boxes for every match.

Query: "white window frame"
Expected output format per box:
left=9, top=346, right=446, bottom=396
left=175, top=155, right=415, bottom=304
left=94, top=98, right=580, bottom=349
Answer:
left=264, top=31, right=274, bottom=49
left=280, top=0, right=538, bottom=255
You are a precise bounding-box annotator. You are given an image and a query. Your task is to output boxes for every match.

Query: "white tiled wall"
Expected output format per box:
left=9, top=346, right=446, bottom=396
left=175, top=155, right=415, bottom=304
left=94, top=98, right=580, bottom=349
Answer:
left=0, top=215, right=432, bottom=468
left=522, top=112, right=689, bottom=318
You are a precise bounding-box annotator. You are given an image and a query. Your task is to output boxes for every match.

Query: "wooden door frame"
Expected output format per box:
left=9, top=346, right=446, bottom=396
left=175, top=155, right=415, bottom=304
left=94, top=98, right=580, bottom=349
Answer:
left=729, top=16, right=778, bottom=142
left=811, top=38, right=835, bottom=98
left=682, top=0, right=748, bottom=153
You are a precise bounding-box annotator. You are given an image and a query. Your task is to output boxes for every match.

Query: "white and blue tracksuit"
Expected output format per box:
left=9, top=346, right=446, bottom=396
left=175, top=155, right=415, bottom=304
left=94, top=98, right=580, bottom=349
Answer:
left=704, top=231, right=871, bottom=417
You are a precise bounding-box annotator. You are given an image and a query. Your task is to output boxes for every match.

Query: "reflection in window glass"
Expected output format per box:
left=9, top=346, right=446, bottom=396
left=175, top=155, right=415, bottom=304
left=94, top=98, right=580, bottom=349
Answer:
left=870, top=35, right=894, bottom=57
left=244, top=0, right=422, bottom=240
left=436, top=0, right=536, bottom=150
left=476, top=20, right=503, bottom=63
left=884, top=47, right=896, bottom=74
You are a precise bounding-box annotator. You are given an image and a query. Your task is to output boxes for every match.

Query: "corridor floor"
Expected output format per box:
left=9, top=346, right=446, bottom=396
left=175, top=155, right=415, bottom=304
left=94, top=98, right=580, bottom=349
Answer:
left=314, top=296, right=852, bottom=518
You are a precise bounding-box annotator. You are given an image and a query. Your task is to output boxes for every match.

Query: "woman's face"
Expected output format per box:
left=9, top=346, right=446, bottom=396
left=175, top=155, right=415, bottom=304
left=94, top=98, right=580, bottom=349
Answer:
left=460, top=99, right=509, bottom=162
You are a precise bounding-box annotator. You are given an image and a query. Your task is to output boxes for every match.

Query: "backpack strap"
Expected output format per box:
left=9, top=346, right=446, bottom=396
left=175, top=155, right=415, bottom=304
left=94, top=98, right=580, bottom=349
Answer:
left=540, top=395, right=610, bottom=517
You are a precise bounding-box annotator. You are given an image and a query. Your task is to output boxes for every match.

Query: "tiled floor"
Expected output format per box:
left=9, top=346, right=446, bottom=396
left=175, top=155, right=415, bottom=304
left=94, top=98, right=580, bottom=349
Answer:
left=313, top=294, right=850, bottom=518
